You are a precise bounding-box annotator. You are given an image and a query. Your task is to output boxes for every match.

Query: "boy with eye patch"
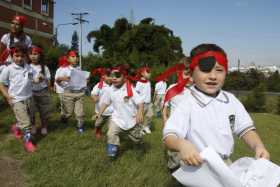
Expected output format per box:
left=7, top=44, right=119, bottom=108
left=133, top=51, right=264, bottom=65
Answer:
left=163, top=44, right=269, bottom=174
left=96, top=66, right=144, bottom=158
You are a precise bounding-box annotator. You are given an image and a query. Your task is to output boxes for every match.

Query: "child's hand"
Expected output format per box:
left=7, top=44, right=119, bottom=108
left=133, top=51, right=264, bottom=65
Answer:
left=178, top=140, right=203, bottom=166
left=6, top=95, right=14, bottom=105
left=255, top=146, right=270, bottom=160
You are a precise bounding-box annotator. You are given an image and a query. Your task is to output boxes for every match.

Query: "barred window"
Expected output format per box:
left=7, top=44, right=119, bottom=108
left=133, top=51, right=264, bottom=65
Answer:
left=41, top=0, right=49, bottom=13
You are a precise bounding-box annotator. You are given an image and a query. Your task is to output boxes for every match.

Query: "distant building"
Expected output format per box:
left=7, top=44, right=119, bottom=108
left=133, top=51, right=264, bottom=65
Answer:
left=229, top=63, right=280, bottom=76
left=0, top=0, right=54, bottom=46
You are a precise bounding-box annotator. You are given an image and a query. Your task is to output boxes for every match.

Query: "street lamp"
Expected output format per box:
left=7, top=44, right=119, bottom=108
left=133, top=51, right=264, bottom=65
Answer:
left=54, top=22, right=78, bottom=46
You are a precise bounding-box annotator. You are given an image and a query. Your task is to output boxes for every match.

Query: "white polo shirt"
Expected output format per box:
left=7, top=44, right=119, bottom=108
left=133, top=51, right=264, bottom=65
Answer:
left=30, top=64, right=51, bottom=91
left=0, top=62, right=34, bottom=103
left=163, top=85, right=255, bottom=157
left=164, top=84, right=190, bottom=114
left=1, top=33, right=32, bottom=63
left=55, top=66, right=73, bottom=90
left=135, top=81, right=151, bottom=104
left=155, top=81, right=167, bottom=95
left=102, top=83, right=144, bottom=130
left=91, top=82, right=113, bottom=116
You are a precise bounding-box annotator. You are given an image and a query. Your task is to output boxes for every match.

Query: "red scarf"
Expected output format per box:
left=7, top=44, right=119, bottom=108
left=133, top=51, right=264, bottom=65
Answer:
left=126, top=80, right=133, bottom=97
left=163, top=77, right=190, bottom=103
left=154, top=63, right=186, bottom=82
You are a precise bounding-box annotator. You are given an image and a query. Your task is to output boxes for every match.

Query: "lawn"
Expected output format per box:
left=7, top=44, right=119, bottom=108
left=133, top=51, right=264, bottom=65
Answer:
left=0, top=94, right=279, bottom=187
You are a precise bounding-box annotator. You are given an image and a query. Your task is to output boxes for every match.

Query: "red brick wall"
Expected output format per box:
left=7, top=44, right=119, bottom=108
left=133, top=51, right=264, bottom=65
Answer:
left=37, top=19, right=52, bottom=34
left=11, top=0, right=22, bottom=7
left=0, top=5, right=16, bottom=23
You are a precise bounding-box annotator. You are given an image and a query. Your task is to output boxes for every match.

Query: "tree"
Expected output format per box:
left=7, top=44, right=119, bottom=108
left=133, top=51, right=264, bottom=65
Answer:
left=244, top=83, right=266, bottom=112
left=87, top=17, right=183, bottom=67
left=71, top=30, right=79, bottom=53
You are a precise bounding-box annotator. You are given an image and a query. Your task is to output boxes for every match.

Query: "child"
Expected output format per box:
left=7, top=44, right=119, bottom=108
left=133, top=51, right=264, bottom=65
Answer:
left=28, top=45, right=51, bottom=135
left=0, top=15, right=32, bottom=64
left=163, top=44, right=269, bottom=173
left=91, top=67, right=113, bottom=139
left=161, top=61, right=192, bottom=172
left=54, top=56, right=67, bottom=122
left=0, top=42, right=36, bottom=152
left=55, top=51, right=87, bottom=133
left=97, top=66, right=144, bottom=158
left=134, top=67, right=153, bottom=134
left=153, top=78, right=167, bottom=117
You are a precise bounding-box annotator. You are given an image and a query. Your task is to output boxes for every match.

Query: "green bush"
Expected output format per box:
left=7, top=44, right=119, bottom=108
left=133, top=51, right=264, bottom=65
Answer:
left=244, top=83, right=266, bottom=112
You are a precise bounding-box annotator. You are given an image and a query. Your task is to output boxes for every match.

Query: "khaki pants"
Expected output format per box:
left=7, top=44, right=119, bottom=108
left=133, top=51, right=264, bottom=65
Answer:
left=31, top=89, right=51, bottom=126
left=95, top=115, right=110, bottom=128
left=154, top=94, right=164, bottom=113
left=107, top=120, right=143, bottom=145
left=11, top=97, right=34, bottom=131
left=62, top=91, right=85, bottom=125
left=142, top=103, right=153, bottom=128
left=58, top=93, right=66, bottom=117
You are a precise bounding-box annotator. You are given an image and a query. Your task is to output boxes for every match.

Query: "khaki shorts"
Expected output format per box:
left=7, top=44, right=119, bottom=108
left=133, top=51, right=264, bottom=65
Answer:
left=107, top=120, right=143, bottom=145
left=62, top=91, right=85, bottom=122
left=12, top=97, right=34, bottom=131
left=94, top=115, right=110, bottom=128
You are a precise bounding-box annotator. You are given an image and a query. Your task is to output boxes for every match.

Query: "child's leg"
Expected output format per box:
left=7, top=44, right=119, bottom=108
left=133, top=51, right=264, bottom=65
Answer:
left=62, top=92, right=75, bottom=120
left=106, top=120, right=122, bottom=157
left=59, top=93, right=67, bottom=120
left=128, top=125, right=144, bottom=144
left=36, top=91, right=51, bottom=135
left=11, top=98, right=36, bottom=152
left=30, top=95, right=38, bottom=134
left=142, top=103, right=154, bottom=134
left=94, top=115, right=110, bottom=139
left=73, top=93, right=85, bottom=131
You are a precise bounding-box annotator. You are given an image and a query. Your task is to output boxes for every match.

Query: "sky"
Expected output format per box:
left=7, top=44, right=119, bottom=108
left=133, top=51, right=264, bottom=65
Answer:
left=54, top=0, right=280, bottom=67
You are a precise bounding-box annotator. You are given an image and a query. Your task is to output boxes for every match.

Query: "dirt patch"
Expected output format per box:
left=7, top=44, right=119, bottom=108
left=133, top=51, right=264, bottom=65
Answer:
left=0, top=156, right=24, bottom=187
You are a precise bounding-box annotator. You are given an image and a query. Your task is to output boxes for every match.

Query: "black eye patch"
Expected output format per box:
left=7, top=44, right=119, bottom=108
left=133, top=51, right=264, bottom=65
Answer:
left=198, top=56, right=216, bottom=72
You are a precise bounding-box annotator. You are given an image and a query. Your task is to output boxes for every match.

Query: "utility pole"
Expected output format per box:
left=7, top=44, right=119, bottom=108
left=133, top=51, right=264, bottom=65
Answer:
left=71, top=12, right=89, bottom=69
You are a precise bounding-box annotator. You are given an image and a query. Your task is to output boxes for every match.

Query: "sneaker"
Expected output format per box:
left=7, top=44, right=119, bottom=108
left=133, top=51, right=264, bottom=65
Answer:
left=24, top=140, right=36, bottom=153
left=143, top=126, right=151, bottom=134
left=107, top=144, right=118, bottom=158
left=95, top=127, right=102, bottom=139
left=23, top=133, right=36, bottom=153
left=77, top=126, right=84, bottom=134
left=41, top=127, right=48, bottom=136
left=11, top=124, right=22, bottom=139
left=31, top=126, right=37, bottom=135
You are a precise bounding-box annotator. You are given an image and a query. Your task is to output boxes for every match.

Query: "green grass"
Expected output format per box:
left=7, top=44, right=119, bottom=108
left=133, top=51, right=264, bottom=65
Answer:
left=0, top=94, right=280, bottom=187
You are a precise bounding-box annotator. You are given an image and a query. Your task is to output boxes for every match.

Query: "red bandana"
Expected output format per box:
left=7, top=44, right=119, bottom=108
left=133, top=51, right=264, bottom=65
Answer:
left=92, top=67, right=107, bottom=89
left=68, top=50, right=77, bottom=57
left=30, top=46, right=42, bottom=54
left=154, top=63, right=186, bottom=82
left=13, top=16, right=27, bottom=25
left=190, top=51, right=228, bottom=72
left=0, top=49, right=10, bottom=64
left=58, top=56, right=69, bottom=67
left=163, top=77, right=190, bottom=103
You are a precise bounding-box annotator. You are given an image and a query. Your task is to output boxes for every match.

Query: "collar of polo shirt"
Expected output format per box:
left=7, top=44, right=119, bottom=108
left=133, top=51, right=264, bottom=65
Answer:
left=190, top=86, right=229, bottom=107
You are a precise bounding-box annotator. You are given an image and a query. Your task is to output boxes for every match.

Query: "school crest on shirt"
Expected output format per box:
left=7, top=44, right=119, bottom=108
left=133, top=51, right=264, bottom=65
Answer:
left=123, top=96, right=129, bottom=102
left=228, top=114, right=235, bottom=132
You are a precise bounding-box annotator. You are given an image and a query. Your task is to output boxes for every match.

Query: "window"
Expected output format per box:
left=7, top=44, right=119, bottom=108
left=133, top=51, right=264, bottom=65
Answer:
left=23, top=0, right=32, bottom=9
left=41, top=0, right=49, bottom=14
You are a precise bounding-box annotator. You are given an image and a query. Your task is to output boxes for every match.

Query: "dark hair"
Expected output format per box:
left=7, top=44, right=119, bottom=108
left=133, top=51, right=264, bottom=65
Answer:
left=190, top=43, right=227, bottom=58
left=28, top=45, right=46, bottom=75
left=10, top=42, right=27, bottom=55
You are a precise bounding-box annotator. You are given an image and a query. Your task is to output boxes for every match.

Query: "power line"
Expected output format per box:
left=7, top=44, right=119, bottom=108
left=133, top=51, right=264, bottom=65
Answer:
left=71, top=12, right=89, bottom=69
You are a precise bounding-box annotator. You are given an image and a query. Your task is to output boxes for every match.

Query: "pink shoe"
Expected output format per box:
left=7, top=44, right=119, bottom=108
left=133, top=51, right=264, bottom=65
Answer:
left=11, top=124, right=22, bottom=139
left=24, top=141, right=36, bottom=153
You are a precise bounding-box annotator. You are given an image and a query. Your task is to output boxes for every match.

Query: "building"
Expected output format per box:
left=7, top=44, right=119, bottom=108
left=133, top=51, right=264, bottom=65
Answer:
left=0, top=0, right=54, bottom=46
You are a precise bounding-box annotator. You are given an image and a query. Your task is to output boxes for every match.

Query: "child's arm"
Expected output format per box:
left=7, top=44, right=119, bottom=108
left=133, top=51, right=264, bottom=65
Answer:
left=55, top=76, right=70, bottom=83
left=96, top=103, right=109, bottom=118
left=136, top=103, right=144, bottom=124
left=241, top=130, right=270, bottom=159
left=0, top=83, right=13, bottom=105
left=91, top=95, right=99, bottom=103
left=164, top=135, right=203, bottom=166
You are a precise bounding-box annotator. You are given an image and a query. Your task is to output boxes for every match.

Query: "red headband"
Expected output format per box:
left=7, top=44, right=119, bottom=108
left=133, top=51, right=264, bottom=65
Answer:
left=68, top=50, right=77, bottom=57
left=13, top=16, right=27, bottom=25
left=58, top=56, right=69, bottom=67
left=154, top=63, right=186, bottom=82
left=190, top=51, right=228, bottom=72
left=30, top=46, right=42, bottom=54
left=111, top=66, right=127, bottom=76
